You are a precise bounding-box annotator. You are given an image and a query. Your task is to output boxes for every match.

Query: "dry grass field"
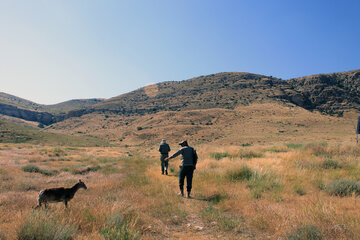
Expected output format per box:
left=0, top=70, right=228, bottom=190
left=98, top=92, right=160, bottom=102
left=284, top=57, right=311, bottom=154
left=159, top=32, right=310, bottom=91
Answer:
left=0, top=103, right=360, bottom=239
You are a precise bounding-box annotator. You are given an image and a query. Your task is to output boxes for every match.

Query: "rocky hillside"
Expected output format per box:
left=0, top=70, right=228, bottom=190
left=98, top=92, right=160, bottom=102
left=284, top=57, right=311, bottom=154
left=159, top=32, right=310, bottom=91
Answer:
left=1, top=69, right=359, bottom=125
left=288, top=69, right=360, bottom=114
left=0, top=92, right=104, bottom=125
left=65, top=69, right=360, bottom=117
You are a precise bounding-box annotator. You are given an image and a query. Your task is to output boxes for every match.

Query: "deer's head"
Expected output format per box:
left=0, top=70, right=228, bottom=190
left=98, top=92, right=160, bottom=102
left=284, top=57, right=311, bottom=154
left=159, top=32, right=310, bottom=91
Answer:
left=78, top=179, right=87, bottom=190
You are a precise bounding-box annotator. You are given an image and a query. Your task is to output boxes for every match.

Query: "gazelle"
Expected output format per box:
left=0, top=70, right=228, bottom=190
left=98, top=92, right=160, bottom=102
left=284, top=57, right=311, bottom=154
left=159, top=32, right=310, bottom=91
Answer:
left=36, top=179, right=87, bottom=208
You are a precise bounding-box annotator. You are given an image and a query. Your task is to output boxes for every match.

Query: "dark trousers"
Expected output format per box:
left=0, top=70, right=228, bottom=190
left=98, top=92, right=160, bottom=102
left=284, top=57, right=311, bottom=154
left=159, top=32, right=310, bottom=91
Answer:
left=160, top=154, right=168, bottom=173
left=179, top=166, right=194, bottom=192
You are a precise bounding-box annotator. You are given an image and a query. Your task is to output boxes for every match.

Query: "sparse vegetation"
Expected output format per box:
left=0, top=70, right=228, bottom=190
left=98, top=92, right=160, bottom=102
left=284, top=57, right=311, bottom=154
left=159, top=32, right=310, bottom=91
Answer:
left=22, top=165, right=59, bottom=176
left=287, top=225, right=323, bottom=240
left=326, top=179, right=360, bottom=197
left=101, top=213, right=140, bottom=240
left=210, top=152, right=230, bottom=160
left=227, top=165, right=254, bottom=181
left=17, top=211, right=76, bottom=240
left=0, top=99, right=360, bottom=239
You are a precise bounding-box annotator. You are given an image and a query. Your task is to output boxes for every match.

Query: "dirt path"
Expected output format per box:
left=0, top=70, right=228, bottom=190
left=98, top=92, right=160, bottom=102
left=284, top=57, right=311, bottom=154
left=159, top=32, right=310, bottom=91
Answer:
left=149, top=167, right=252, bottom=240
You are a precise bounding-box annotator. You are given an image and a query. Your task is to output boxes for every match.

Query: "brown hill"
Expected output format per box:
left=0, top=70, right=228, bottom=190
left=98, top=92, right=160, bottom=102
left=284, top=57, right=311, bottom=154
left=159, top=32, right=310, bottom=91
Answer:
left=0, top=92, right=104, bottom=114
left=1, top=69, right=360, bottom=126
left=287, top=69, right=360, bottom=114
left=0, top=92, right=104, bottom=125
left=63, top=69, right=360, bottom=119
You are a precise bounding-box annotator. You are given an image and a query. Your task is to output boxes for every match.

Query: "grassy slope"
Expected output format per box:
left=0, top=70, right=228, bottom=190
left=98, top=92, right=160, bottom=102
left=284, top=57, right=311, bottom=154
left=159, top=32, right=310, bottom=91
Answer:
left=1, top=102, right=360, bottom=239
left=47, top=102, right=357, bottom=147
left=0, top=141, right=360, bottom=239
left=0, top=120, right=108, bottom=147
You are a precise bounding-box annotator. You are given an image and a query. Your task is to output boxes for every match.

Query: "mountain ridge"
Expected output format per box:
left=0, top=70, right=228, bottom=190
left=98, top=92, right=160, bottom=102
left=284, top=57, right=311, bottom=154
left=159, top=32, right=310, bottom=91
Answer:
left=1, top=69, right=359, bottom=125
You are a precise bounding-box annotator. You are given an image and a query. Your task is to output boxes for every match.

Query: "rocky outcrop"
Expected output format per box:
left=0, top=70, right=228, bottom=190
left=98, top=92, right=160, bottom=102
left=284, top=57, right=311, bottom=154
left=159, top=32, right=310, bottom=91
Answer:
left=0, top=103, right=55, bottom=125
left=287, top=69, right=360, bottom=114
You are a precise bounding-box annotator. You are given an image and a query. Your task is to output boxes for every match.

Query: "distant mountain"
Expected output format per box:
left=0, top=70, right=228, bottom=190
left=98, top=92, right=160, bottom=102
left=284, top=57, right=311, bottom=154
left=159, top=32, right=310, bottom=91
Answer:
left=65, top=69, right=360, bottom=117
left=1, top=69, right=359, bottom=125
left=0, top=92, right=43, bottom=111
left=0, top=92, right=104, bottom=125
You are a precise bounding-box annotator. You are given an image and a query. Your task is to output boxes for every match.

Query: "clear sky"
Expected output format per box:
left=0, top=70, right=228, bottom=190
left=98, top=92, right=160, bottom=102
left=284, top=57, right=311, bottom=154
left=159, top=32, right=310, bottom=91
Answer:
left=1, top=0, right=359, bottom=104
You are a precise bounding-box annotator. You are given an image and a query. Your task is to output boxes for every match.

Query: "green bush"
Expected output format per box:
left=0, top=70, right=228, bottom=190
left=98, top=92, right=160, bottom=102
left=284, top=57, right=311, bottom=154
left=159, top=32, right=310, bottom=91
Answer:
left=287, top=225, right=322, bottom=240
left=22, top=165, right=58, bottom=176
left=247, top=172, right=282, bottom=199
left=227, top=165, right=254, bottom=181
left=210, top=152, right=230, bottom=160
left=237, top=150, right=263, bottom=159
left=286, top=143, right=303, bottom=149
left=294, top=185, right=306, bottom=196
left=71, top=165, right=101, bottom=175
left=326, top=179, right=360, bottom=197
left=22, top=165, right=40, bottom=173
left=17, top=211, right=76, bottom=240
left=39, top=169, right=59, bottom=176
left=321, top=159, right=340, bottom=169
left=201, top=193, right=228, bottom=204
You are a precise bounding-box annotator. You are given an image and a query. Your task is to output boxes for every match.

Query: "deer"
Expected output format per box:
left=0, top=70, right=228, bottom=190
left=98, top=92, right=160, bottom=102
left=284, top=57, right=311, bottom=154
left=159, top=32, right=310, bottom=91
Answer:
left=36, top=179, right=87, bottom=209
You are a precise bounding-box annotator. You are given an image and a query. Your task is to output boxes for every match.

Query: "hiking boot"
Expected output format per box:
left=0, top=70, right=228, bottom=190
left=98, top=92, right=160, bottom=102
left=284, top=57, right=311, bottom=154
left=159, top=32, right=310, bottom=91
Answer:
left=165, top=169, right=168, bottom=175
left=178, top=190, right=184, bottom=197
left=187, top=192, right=191, bottom=198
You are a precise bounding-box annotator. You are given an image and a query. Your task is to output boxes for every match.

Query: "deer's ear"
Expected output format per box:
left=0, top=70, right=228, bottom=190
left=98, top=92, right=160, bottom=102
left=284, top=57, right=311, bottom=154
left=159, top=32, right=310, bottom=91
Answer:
left=79, top=179, right=82, bottom=183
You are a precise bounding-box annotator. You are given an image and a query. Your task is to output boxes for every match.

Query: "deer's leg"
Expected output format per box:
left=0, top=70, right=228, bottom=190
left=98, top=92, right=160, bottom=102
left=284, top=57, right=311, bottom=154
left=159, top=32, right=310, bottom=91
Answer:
left=64, top=200, right=68, bottom=208
left=44, top=202, right=48, bottom=208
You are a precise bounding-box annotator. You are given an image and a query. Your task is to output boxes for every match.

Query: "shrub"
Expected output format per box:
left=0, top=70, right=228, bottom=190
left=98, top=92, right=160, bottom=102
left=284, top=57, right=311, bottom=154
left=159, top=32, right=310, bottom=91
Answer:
left=201, top=205, right=240, bottom=232
left=266, top=146, right=287, bottom=153
left=241, top=143, right=252, bottom=147
left=286, top=143, right=303, bottom=149
left=17, top=211, right=76, bottom=240
left=287, top=225, right=322, bottom=240
left=201, top=193, right=228, bottom=204
left=227, top=165, right=254, bottom=181
left=321, top=159, right=340, bottom=169
left=39, top=169, right=59, bottom=176
left=22, top=165, right=58, bottom=176
left=294, top=185, right=306, bottom=196
left=0, top=229, right=6, bottom=240
left=247, top=172, right=282, bottom=199
left=326, top=179, right=360, bottom=197
left=236, top=150, right=263, bottom=159
left=71, top=165, right=101, bottom=175
left=210, top=152, right=230, bottom=160
left=22, top=165, right=40, bottom=173
left=100, top=213, right=140, bottom=240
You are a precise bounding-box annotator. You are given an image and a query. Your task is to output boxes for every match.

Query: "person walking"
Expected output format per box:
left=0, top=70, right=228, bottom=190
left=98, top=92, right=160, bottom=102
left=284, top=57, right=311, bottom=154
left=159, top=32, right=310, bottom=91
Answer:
left=165, top=140, right=198, bottom=198
left=159, top=139, right=171, bottom=175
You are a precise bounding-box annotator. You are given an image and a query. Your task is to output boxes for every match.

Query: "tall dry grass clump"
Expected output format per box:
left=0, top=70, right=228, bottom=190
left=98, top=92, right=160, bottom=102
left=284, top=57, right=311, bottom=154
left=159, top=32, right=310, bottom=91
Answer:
left=17, top=210, right=77, bottom=240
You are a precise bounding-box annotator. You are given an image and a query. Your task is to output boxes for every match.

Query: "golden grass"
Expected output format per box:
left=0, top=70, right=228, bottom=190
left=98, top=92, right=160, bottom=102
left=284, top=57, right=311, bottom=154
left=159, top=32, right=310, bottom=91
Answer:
left=1, top=103, right=360, bottom=239
left=0, top=142, right=360, bottom=239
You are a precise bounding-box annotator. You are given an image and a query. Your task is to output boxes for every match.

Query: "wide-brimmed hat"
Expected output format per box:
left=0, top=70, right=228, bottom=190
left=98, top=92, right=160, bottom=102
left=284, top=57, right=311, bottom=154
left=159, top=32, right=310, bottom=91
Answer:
left=179, top=140, right=188, bottom=145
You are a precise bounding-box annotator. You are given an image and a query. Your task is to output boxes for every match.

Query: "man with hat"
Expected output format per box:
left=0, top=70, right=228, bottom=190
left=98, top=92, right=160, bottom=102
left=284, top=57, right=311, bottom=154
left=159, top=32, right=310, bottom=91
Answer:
left=165, top=140, right=198, bottom=198
left=159, top=139, right=171, bottom=175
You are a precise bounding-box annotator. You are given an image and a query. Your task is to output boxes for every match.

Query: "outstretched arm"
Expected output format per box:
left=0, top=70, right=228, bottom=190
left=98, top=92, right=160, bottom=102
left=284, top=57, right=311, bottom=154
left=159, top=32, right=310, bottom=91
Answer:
left=165, top=149, right=182, bottom=161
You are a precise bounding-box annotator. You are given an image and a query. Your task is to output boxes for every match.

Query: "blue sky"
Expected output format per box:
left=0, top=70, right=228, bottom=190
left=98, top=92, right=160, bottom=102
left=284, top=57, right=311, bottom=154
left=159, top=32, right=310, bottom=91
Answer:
left=1, top=0, right=359, bottom=104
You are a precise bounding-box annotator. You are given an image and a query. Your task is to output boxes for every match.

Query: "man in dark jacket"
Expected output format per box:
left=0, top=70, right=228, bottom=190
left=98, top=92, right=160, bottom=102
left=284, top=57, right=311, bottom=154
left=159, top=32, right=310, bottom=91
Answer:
left=165, top=140, right=198, bottom=198
left=159, top=139, right=171, bottom=175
